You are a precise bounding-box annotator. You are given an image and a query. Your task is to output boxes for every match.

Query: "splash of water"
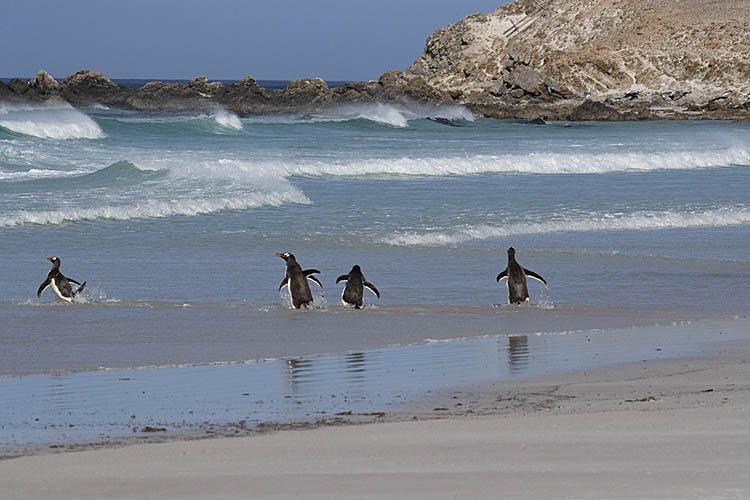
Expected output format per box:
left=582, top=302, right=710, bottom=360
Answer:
left=0, top=101, right=105, bottom=140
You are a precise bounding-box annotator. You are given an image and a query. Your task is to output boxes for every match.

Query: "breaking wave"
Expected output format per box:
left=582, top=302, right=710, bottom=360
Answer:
left=0, top=190, right=310, bottom=227
left=101, top=108, right=242, bottom=133
left=0, top=161, right=164, bottom=188
left=0, top=101, right=105, bottom=140
left=0, top=168, right=88, bottom=181
left=76, top=160, right=162, bottom=184
left=286, top=103, right=476, bottom=128
left=279, top=148, right=750, bottom=177
left=211, top=108, right=243, bottom=130
left=383, top=206, right=750, bottom=246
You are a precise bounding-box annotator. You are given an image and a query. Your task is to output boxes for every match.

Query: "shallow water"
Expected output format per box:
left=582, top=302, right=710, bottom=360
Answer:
left=1, top=318, right=746, bottom=453
left=1, top=101, right=750, bottom=379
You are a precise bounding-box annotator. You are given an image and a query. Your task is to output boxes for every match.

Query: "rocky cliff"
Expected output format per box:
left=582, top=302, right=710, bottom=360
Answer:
left=403, top=0, right=750, bottom=119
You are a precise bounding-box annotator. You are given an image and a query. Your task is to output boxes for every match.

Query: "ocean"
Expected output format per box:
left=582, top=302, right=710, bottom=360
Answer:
left=1, top=95, right=749, bottom=450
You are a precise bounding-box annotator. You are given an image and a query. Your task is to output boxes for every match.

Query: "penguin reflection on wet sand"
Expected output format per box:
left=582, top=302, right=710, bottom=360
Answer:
left=37, top=257, right=86, bottom=303
left=336, top=265, right=380, bottom=309
left=496, top=247, right=546, bottom=304
left=276, top=252, right=322, bottom=309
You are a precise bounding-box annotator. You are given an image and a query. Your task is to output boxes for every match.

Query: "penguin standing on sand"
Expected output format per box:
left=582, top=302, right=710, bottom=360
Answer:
left=276, top=252, right=322, bottom=309
left=37, top=257, right=86, bottom=303
left=496, top=247, right=546, bottom=304
left=336, top=265, right=380, bottom=309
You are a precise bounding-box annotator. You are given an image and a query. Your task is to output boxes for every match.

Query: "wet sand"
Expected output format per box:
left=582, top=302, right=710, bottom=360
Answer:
left=2, top=321, right=750, bottom=499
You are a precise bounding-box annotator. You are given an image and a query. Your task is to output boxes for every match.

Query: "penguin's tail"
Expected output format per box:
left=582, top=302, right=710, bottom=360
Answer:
left=72, top=281, right=86, bottom=297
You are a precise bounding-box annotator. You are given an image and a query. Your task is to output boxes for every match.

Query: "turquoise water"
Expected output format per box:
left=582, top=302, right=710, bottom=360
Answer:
left=1, top=100, right=750, bottom=376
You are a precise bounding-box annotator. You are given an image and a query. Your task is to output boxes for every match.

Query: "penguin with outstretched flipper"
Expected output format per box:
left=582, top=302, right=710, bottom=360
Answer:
left=336, top=265, right=380, bottom=309
left=37, top=257, right=86, bottom=303
left=276, top=252, right=322, bottom=309
left=496, top=247, right=546, bottom=304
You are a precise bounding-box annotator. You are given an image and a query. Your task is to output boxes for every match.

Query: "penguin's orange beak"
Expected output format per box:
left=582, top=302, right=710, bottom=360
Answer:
left=47, top=257, right=53, bottom=262
left=275, top=253, right=284, bottom=258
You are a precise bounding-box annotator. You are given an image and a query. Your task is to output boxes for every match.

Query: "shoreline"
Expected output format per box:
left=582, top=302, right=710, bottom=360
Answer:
left=2, top=328, right=750, bottom=498
left=0, top=302, right=728, bottom=378
left=1, top=316, right=747, bottom=462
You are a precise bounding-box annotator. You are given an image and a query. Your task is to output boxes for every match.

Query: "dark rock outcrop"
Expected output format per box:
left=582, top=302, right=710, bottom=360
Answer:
left=59, top=70, right=128, bottom=107
left=3, top=0, right=750, bottom=121
left=565, top=100, right=625, bottom=121
left=28, top=70, right=59, bottom=94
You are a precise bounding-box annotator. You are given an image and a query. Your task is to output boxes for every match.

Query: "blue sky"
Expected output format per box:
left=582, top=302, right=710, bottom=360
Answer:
left=2, top=0, right=507, bottom=81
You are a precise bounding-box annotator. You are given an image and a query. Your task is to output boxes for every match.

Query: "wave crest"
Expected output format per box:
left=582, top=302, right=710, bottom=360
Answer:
left=383, top=206, right=750, bottom=246
left=0, top=190, right=310, bottom=227
left=211, top=108, right=243, bottom=130
left=0, top=101, right=105, bottom=140
left=281, top=148, right=750, bottom=178
left=286, top=103, right=476, bottom=128
left=0, top=168, right=88, bottom=181
left=78, top=160, right=162, bottom=184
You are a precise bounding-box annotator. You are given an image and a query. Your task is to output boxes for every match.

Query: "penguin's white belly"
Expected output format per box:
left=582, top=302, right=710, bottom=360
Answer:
left=281, top=280, right=297, bottom=308
left=50, top=279, right=73, bottom=303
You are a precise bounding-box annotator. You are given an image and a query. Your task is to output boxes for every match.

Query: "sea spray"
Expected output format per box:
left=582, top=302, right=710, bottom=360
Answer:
left=211, top=108, right=243, bottom=130
left=0, top=101, right=105, bottom=140
left=310, top=102, right=475, bottom=128
left=383, top=206, right=750, bottom=246
left=0, top=190, right=311, bottom=227
left=252, top=147, right=750, bottom=178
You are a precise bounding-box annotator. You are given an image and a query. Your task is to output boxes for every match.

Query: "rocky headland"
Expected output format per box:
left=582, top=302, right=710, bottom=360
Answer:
left=2, top=0, right=749, bottom=120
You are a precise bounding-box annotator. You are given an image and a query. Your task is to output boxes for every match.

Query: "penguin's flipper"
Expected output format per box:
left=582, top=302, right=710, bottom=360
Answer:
left=303, top=269, right=321, bottom=276
left=37, top=277, right=51, bottom=297
left=364, top=281, right=380, bottom=298
left=496, top=269, right=508, bottom=282
left=68, top=277, right=82, bottom=287
left=72, top=281, right=86, bottom=297
left=278, top=276, right=289, bottom=291
left=524, top=268, right=547, bottom=285
left=335, top=274, right=349, bottom=284
left=306, top=275, right=323, bottom=288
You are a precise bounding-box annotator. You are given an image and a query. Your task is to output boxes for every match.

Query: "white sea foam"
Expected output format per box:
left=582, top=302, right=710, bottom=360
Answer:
left=116, top=145, right=750, bottom=187
left=211, top=108, right=243, bottom=130
left=0, top=101, right=105, bottom=140
left=104, top=109, right=243, bottom=131
left=0, top=190, right=310, bottom=227
left=316, top=102, right=475, bottom=128
left=384, top=206, right=750, bottom=246
left=0, top=168, right=88, bottom=181
left=262, top=147, right=750, bottom=178
left=329, top=103, right=410, bottom=127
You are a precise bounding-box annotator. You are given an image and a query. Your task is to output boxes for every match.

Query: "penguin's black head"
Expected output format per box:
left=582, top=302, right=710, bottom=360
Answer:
left=351, top=265, right=361, bottom=272
left=276, top=252, right=293, bottom=262
left=47, top=256, right=60, bottom=269
left=507, top=247, right=516, bottom=257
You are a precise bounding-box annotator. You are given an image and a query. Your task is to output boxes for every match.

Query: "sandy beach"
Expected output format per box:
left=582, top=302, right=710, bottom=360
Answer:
left=2, top=331, right=749, bottom=499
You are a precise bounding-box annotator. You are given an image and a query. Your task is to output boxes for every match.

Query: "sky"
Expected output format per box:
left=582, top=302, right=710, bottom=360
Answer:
left=2, top=0, right=508, bottom=81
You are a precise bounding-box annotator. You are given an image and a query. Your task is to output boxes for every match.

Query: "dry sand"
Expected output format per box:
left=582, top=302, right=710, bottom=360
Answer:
left=2, top=338, right=750, bottom=499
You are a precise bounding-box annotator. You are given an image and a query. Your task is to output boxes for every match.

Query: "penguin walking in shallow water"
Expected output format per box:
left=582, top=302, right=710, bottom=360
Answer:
left=496, top=247, right=546, bottom=304
left=336, top=265, right=380, bottom=309
left=37, top=257, right=86, bottom=303
left=276, top=252, right=322, bottom=309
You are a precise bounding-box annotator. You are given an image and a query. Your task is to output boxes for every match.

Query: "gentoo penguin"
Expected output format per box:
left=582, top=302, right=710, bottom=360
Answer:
left=276, top=252, right=322, bottom=309
left=37, top=257, right=86, bottom=303
left=496, top=247, right=546, bottom=304
left=335, top=265, right=380, bottom=309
